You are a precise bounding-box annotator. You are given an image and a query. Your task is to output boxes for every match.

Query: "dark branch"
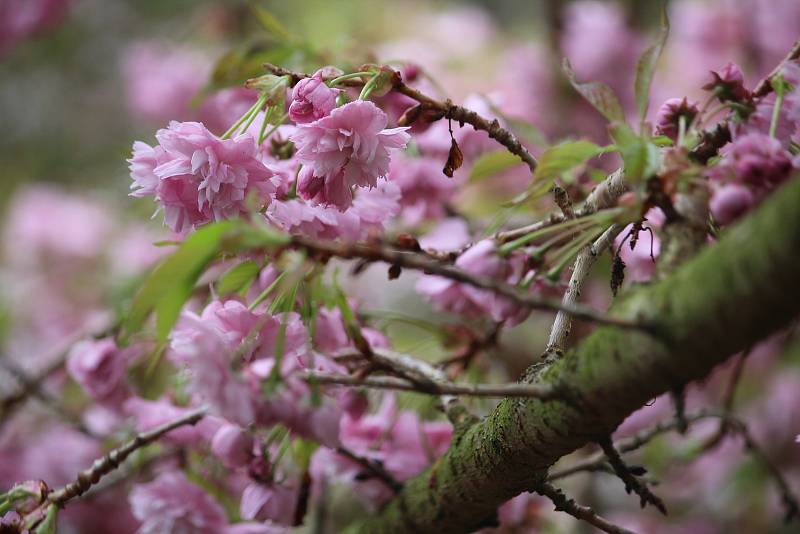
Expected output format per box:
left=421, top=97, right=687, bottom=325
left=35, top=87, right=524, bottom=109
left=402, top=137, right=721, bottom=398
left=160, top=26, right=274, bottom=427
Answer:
left=536, top=482, right=637, bottom=534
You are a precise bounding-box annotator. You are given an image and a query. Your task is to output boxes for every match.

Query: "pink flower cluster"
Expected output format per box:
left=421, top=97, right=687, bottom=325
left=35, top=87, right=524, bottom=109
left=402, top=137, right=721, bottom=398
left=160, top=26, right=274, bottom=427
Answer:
left=267, top=179, right=401, bottom=241
left=706, top=133, right=797, bottom=226
left=310, top=395, right=452, bottom=508
left=129, top=121, right=278, bottom=233
left=292, top=100, right=410, bottom=210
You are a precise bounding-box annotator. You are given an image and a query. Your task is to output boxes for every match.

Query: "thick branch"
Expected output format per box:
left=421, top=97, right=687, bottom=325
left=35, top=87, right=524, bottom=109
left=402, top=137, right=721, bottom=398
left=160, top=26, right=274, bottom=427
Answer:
left=353, top=176, right=800, bottom=532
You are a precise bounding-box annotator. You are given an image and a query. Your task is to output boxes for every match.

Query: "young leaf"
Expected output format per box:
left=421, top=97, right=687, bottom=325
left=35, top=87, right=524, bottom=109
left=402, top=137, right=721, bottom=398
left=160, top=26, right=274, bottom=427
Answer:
left=122, top=221, right=236, bottom=342
left=610, top=124, right=660, bottom=183
left=217, top=260, right=261, bottom=296
left=563, top=59, right=626, bottom=123
left=634, top=6, right=670, bottom=131
left=532, top=140, right=609, bottom=184
left=470, top=150, right=524, bottom=182
left=249, top=2, right=293, bottom=41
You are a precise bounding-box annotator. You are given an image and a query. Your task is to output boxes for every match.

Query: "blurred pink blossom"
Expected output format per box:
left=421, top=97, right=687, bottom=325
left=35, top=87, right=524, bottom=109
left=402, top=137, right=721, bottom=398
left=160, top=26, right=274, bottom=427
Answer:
left=121, top=41, right=209, bottom=123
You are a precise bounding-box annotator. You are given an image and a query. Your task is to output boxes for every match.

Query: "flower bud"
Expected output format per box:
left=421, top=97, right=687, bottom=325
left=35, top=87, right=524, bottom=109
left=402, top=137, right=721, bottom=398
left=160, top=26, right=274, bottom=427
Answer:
left=288, top=69, right=339, bottom=124
left=654, top=97, right=699, bottom=140
left=703, top=62, right=750, bottom=103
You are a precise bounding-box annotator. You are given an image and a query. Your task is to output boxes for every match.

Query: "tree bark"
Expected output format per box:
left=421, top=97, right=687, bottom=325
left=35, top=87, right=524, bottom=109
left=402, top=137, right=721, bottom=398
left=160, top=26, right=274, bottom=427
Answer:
left=352, top=176, right=800, bottom=533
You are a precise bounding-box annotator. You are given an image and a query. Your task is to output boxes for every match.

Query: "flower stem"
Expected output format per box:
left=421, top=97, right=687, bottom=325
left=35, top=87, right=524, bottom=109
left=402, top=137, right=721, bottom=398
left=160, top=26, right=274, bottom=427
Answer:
left=221, top=92, right=268, bottom=140
left=328, top=71, right=371, bottom=87
left=258, top=113, right=289, bottom=145
left=769, top=91, right=785, bottom=139
left=358, top=75, right=380, bottom=100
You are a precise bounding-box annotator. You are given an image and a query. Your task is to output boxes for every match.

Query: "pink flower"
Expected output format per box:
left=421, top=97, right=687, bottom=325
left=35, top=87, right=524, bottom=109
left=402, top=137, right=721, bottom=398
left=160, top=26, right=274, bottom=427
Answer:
left=199, top=87, right=259, bottom=135
left=291, top=100, right=410, bottom=210
left=240, top=482, right=297, bottom=525
left=289, top=69, right=339, bottom=124
left=707, top=133, right=795, bottom=190
left=710, top=183, right=755, bottom=226
left=66, top=338, right=131, bottom=400
left=654, top=98, right=699, bottom=140
left=211, top=423, right=254, bottom=469
left=389, top=154, right=458, bottom=225
left=311, top=396, right=452, bottom=508
left=416, top=240, right=529, bottom=324
left=130, top=471, right=228, bottom=533
left=267, top=180, right=400, bottom=241
left=418, top=218, right=471, bottom=252
left=123, top=397, right=221, bottom=446
left=129, top=121, right=278, bottom=233
left=702, top=62, right=749, bottom=102
left=169, top=303, right=260, bottom=425
left=3, top=185, right=113, bottom=266
left=0, top=0, right=71, bottom=58
left=121, top=41, right=209, bottom=123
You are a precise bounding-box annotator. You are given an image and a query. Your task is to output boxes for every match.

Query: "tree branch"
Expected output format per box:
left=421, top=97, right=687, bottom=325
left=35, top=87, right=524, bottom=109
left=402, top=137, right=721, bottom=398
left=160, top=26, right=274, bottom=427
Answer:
left=547, top=223, right=622, bottom=353
left=598, top=437, right=667, bottom=515
left=351, top=176, right=800, bottom=532
left=298, top=371, right=564, bottom=400
left=47, top=407, right=207, bottom=507
left=535, top=482, right=636, bottom=534
left=288, top=234, right=648, bottom=332
left=335, top=447, right=403, bottom=494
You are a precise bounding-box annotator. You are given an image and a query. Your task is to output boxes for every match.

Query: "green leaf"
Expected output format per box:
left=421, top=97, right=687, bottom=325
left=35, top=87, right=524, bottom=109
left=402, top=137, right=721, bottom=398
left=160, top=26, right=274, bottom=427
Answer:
left=610, top=124, right=660, bottom=183
left=634, top=6, right=670, bottom=131
left=470, top=150, right=524, bottom=182
left=532, top=140, right=609, bottom=184
left=209, top=40, right=295, bottom=91
left=563, top=59, right=626, bottom=123
left=217, top=260, right=260, bottom=296
left=249, top=2, right=293, bottom=41
left=123, top=221, right=236, bottom=343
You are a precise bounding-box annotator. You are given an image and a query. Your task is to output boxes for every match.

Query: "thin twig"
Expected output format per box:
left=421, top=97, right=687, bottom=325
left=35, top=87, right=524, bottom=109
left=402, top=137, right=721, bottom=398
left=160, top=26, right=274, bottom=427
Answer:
left=494, top=169, right=628, bottom=245
left=598, top=437, right=667, bottom=515
left=546, top=224, right=622, bottom=353
left=752, top=39, right=800, bottom=98
left=335, top=447, right=402, bottom=493
left=288, top=234, right=649, bottom=332
left=536, top=482, right=637, bottom=534
left=0, top=358, right=98, bottom=438
left=297, top=371, right=563, bottom=400
left=48, top=407, right=207, bottom=506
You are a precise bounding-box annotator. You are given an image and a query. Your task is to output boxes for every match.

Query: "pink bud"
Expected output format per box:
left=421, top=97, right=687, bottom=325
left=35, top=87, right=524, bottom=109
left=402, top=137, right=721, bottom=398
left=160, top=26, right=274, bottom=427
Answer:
left=211, top=424, right=255, bottom=469
left=288, top=69, right=339, bottom=124
left=703, top=62, right=749, bottom=102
